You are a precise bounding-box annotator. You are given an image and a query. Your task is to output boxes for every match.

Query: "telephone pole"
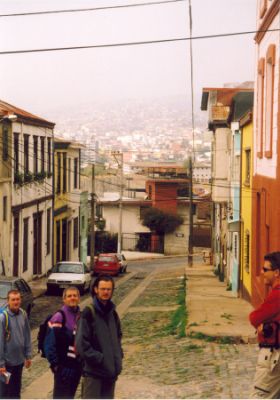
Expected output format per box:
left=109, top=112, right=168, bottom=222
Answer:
left=188, top=156, right=193, bottom=267
left=112, top=151, right=123, bottom=254
left=90, top=163, right=95, bottom=270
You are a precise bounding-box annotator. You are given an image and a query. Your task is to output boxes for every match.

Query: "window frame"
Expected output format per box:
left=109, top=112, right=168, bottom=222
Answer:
left=264, top=44, right=275, bottom=159
left=73, top=217, right=79, bottom=249
left=257, top=58, right=265, bottom=158
left=41, top=137, right=45, bottom=173
left=23, top=217, right=29, bottom=273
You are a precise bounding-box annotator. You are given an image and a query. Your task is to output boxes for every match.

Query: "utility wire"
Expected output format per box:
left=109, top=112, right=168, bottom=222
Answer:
left=0, top=29, right=279, bottom=56
left=0, top=0, right=186, bottom=18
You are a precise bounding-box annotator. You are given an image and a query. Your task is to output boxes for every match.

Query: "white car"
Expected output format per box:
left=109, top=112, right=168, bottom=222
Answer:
left=47, top=261, right=92, bottom=294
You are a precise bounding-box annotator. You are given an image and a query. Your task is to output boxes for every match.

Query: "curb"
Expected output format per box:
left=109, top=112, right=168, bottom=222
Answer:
left=186, top=329, right=258, bottom=345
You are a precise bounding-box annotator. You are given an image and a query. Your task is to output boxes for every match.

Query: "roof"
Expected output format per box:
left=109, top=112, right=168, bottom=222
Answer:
left=231, top=92, right=254, bottom=121
left=0, top=99, right=55, bottom=129
left=54, top=136, right=85, bottom=149
left=201, top=87, right=253, bottom=111
left=128, top=161, right=184, bottom=169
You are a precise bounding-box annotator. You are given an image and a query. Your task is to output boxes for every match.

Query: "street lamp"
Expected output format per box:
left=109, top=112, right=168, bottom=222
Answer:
left=0, top=113, right=17, bottom=122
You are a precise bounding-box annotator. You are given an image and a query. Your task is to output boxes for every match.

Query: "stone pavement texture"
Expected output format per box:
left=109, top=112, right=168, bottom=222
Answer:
left=22, top=257, right=259, bottom=399
left=186, top=263, right=256, bottom=343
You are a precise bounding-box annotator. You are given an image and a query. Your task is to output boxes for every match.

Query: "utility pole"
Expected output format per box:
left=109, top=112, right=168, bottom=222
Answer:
left=90, top=163, right=95, bottom=270
left=188, top=156, right=193, bottom=267
left=112, top=151, right=123, bottom=254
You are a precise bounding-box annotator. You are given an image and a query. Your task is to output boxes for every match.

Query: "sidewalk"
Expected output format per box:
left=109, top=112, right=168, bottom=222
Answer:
left=186, top=262, right=256, bottom=343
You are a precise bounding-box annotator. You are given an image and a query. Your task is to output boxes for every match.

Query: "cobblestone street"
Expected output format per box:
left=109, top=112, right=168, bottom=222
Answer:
left=22, top=262, right=258, bottom=398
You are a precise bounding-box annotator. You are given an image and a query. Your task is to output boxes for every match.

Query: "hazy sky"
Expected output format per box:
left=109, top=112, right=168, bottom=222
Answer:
left=0, top=0, right=257, bottom=118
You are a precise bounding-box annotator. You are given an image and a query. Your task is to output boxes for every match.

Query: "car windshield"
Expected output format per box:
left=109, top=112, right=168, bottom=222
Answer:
left=0, top=282, right=12, bottom=299
left=53, top=263, right=83, bottom=274
left=98, top=256, right=114, bottom=262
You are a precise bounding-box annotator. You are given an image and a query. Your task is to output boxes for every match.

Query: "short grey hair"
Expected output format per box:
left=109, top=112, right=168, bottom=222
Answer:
left=62, top=286, right=80, bottom=299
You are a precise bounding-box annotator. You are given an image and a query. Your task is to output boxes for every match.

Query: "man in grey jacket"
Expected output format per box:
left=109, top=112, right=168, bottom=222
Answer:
left=76, top=275, right=123, bottom=399
left=0, top=289, right=32, bottom=399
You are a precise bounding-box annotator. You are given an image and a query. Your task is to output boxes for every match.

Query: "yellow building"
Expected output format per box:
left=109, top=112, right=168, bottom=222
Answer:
left=240, top=111, right=253, bottom=301
left=54, top=138, right=87, bottom=265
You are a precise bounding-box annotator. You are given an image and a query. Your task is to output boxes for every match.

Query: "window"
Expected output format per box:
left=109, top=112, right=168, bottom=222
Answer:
left=24, top=135, right=29, bottom=174
left=257, top=58, right=265, bottom=158
left=82, top=215, right=85, bottom=230
left=264, top=44, right=275, bottom=158
left=233, top=233, right=238, bottom=260
left=68, top=159, right=71, bottom=191
left=46, top=208, right=51, bottom=255
left=2, top=125, right=8, bottom=161
left=96, top=204, right=103, bottom=218
left=23, top=218, right=29, bottom=272
left=33, top=136, right=38, bottom=174
left=148, top=185, right=152, bottom=200
left=14, top=133, right=19, bottom=175
left=73, top=217, right=79, bottom=249
left=63, top=153, right=67, bottom=193
left=244, top=231, right=250, bottom=273
left=3, top=196, right=7, bottom=221
left=56, top=220, right=61, bottom=262
left=47, top=138, right=51, bottom=174
left=41, top=137, right=45, bottom=173
left=57, top=153, right=61, bottom=194
left=74, top=158, right=78, bottom=189
left=244, top=149, right=251, bottom=185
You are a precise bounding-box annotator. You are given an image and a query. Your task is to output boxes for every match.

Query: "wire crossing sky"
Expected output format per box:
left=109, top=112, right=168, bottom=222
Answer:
left=0, top=0, right=257, bottom=115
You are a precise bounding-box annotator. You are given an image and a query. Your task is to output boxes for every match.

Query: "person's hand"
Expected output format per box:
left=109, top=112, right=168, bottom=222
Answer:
left=0, top=367, right=6, bottom=375
left=25, top=359, right=32, bottom=369
left=257, top=324, right=264, bottom=334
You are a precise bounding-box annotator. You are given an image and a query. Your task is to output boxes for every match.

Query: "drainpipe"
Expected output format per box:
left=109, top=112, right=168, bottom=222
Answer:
left=51, top=131, right=55, bottom=268
left=238, top=128, right=243, bottom=297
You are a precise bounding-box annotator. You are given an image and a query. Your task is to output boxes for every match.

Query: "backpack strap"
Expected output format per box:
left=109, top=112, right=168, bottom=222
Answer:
left=58, top=309, right=66, bottom=326
left=48, top=309, right=66, bottom=329
left=2, top=310, right=10, bottom=340
left=20, top=308, right=27, bottom=319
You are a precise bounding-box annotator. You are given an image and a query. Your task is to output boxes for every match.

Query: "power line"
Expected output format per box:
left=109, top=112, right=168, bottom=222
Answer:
left=1, top=29, right=279, bottom=56
left=0, top=0, right=186, bottom=18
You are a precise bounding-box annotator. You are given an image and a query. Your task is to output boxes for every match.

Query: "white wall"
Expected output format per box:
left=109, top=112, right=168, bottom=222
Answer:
left=254, top=18, right=280, bottom=179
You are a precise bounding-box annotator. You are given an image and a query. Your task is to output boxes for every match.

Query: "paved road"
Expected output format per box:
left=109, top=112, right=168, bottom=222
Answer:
left=22, top=257, right=257, bottom=399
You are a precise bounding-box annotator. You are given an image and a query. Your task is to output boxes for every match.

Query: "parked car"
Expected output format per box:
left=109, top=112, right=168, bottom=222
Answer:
left=94, top=253, right=127, bottom=276
left=47, top=261, right=91, bottom=294
left=0, top=277, right=34, bottom=318
left=116, top=253, right=128, bottom=273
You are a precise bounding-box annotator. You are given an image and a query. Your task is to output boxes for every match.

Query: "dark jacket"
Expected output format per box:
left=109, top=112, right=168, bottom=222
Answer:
left=75, top=297, right=123, bottom=379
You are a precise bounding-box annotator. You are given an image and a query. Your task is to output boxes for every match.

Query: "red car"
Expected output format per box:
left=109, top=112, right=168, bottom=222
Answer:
left=94, top=253, right=123, bottom=276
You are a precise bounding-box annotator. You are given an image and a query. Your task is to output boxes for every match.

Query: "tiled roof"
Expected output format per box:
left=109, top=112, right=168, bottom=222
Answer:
left=0, top=99, right=55, bottom=128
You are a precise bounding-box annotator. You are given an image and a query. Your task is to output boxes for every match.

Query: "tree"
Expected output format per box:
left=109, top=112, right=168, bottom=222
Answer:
left=141, top=207, right=183, bottom=234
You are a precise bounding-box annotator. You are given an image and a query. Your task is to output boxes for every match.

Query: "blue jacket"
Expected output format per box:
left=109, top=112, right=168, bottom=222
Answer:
left=0, top=308, right=32, bottom=367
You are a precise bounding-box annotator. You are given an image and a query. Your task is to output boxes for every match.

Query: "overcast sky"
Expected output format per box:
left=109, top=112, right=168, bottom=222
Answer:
left=0, top=0, right=257, bottom=118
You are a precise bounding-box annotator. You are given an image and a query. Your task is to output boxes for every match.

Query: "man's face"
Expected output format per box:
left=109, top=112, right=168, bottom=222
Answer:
left=94, top=280, right=113, bottom=304
left=8, top=293, right=21, bottom=312
left=63, top=289, right=80, bottom=308
left=262, top=260, right=280, bottom=286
